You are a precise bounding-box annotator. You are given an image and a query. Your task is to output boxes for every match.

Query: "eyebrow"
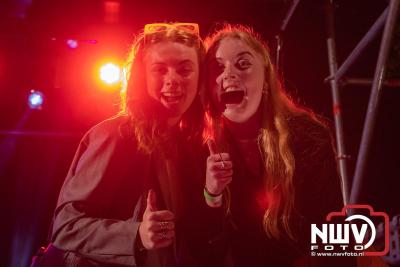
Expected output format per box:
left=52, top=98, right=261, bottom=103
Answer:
left=216, top=51, right=255, bottom=61
left=237, top=51, right=254, bottom=58
left=178, top=59, right=195, bottom=66
left=151, top=59, right=195, bottom=66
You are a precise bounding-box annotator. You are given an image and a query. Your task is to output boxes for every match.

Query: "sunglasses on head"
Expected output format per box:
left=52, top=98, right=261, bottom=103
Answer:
left=144, top=23, right=200, bottom=36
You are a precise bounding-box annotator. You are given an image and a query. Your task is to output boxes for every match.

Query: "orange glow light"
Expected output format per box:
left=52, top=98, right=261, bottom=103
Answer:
left=100, top=63, right=121, bottom=84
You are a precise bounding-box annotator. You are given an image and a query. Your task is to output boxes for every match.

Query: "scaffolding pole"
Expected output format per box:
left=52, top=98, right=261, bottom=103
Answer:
left=324, top=0, right=350, bottom=205
left=350, top=0, right=400, bottom=204
left=327, top=7, right=389, bottom=83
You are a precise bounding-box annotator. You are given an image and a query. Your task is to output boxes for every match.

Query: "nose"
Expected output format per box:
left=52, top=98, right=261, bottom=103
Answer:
left=217, top=63, right=237, bottom=92
left=222, top=63, right=238, bottom=81
left=164, top=69, right=179, bottom=89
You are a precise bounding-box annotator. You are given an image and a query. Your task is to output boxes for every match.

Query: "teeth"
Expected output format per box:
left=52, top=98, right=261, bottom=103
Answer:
left=162, top=92, right=182, bottom=97
left=161, top=92, right=183, bottom=103
left=224, top=86, right=242, bottom=92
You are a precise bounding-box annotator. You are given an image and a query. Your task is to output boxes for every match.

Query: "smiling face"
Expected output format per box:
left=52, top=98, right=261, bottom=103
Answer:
left=145, top=41, right=199, bottom=121
left=208, top=37, right=265, bottom=123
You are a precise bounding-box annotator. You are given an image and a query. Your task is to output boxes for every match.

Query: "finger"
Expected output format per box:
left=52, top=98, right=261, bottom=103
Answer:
left=146, top=189, right=157, bottom=212
left=208, top=153, right=231, bottom=162
left=219, top=160, right=233, bottom=169
left=207, top=139, right=217, bottom=155
left=212, top=170, right=233, bottom=178
left=149, top=230, right=175, bottom=243
left=156, top=230, right=175, bottom=241
left=211, top=175, right=232, bottom=183
left=148, top=221, right=175, bottom=232
left=210, top=161, right=233, bottom=171
left=220, top=177, right=233, bottom=185
left=148, top=210, right=175, bottom=222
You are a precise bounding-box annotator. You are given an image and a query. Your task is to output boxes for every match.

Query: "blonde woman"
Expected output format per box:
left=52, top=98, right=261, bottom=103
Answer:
left=203, top=24, right=354, bottom=266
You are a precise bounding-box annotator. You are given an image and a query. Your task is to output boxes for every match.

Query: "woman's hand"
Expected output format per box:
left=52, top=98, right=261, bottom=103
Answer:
left=138, top=190, right=175, bottom=250
left=205, top=140, right=233, bottom=207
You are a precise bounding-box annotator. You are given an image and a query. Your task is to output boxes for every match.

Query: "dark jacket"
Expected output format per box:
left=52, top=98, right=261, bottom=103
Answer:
left=212, top=115, right=356, bottom=267
left=37, top=115, right=219, bottom=267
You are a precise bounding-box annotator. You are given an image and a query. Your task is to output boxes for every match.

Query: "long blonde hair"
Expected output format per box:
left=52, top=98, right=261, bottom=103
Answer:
left=120, top=26, right=206, bottom=153
left=204, top=24, right=328, bottom=240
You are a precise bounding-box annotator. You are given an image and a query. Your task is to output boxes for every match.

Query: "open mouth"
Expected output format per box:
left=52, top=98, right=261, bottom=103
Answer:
left=220, top=90, right=245, bottom=105
left=161, top=92, right=183, bottom=103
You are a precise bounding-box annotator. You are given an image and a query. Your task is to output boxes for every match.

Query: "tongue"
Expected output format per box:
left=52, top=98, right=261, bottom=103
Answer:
left=221, top=91, right=244, bottom=105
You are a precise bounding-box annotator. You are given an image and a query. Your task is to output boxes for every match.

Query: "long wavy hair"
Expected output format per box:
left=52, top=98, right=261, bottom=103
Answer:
left=120, top=26, right=206, bottom=153
left=204, top=24, right=329, bottom=240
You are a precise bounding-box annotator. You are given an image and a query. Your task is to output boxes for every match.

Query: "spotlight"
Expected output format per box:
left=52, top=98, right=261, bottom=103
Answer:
left=100, top=63, right=121, bottom=84
left=28, top=90, right=44, bottom=110
left=66, top=39, right=78, bottom=49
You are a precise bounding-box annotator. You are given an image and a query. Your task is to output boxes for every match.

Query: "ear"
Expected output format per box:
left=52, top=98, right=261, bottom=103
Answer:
left=262, top=82, right=269, bottom=95
left=264, top=64, right=270, bottom=78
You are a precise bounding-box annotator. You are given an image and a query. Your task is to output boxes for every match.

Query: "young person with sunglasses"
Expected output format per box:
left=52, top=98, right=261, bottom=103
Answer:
left=36, top=23, right=216, bottom=267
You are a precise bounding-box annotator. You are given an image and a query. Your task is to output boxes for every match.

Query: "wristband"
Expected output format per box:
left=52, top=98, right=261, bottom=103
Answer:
left=204, top=187, right=222, bottom=201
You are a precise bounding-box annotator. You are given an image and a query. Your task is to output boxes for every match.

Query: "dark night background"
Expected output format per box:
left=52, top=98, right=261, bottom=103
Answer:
left=0, top=0, right=399, bottom=266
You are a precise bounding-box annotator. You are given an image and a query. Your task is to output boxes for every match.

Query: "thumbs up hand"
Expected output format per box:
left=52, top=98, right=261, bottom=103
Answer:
left=205, top=139, right=233, bottom=207
left=138, top=190, right=175, bottom=250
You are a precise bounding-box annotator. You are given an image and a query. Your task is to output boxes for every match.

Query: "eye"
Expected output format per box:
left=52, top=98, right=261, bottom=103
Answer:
left=151, top=65, right=167, bottom=75
left=236, top=58, right=251, bottom=70
left=177, top=66, right=194, bottom=77
left=210, top=61, right=225, bottom=76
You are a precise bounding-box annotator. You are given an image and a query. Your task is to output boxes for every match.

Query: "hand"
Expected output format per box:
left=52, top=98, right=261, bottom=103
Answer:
left=205, top=139, right=233, bottom=196
left=138, top=190, right=175, bottom=250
